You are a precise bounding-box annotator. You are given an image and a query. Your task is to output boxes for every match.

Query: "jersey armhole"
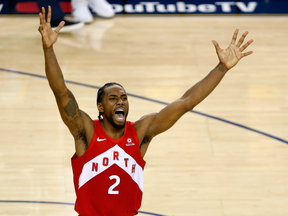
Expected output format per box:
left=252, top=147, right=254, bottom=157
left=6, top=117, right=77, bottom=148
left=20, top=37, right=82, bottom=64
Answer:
left=72, top=120, right=99, bottom=162
left=130, top=122, right=146, bottom=168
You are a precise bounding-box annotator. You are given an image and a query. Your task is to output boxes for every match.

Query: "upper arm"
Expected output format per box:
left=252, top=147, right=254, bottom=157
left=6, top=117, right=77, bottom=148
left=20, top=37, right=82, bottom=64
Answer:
left=145, top=98, right=190, bottom=138
left=53, top=89, right=94, bottom=155
left=135, top=99, right=190, bottom=157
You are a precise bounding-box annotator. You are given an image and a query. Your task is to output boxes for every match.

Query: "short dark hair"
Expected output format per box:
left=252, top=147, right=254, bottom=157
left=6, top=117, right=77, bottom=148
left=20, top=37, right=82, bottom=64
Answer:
left=96, top=82, right=125, bottom=121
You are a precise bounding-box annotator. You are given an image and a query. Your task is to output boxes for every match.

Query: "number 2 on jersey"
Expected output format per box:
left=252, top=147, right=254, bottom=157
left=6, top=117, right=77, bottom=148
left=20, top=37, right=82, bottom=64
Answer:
left=108, top=175, right=120, bottom=194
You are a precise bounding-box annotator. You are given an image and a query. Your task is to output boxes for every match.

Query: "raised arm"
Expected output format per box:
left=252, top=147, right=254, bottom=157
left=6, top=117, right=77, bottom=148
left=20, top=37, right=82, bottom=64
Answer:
left=137, top=29, right=253, bottom=156
left=38, top=6, right=94, bottom=157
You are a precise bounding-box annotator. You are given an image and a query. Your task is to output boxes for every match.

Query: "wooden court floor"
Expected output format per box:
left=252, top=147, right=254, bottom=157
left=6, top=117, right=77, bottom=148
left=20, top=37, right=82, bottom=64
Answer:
left=0, top=15, right=288, bottom=216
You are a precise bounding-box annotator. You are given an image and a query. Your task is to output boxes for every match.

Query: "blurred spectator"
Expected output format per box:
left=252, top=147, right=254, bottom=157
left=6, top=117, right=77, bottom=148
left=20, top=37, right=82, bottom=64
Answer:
left=72, top=0, right=115, bottom=23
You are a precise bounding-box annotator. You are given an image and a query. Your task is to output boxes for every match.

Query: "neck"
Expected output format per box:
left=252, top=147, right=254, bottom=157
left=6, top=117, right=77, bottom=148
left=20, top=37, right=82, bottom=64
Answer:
left=100, top=120, right=125, bottom=140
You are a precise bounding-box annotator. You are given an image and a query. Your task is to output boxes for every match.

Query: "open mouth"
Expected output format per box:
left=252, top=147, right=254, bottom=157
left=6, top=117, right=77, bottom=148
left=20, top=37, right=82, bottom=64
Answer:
left=114, top=109, right=125, bottom=122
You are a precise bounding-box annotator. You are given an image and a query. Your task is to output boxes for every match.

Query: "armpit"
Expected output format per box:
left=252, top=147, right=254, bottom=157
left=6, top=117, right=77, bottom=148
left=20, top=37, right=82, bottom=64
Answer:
left=75, top=129, right=88, bottom=150
left=141, top=136, right=152, bottom=147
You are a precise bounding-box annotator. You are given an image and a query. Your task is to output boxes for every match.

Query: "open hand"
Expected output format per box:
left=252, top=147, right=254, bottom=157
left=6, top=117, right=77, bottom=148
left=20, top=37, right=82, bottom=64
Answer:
left=212, top=29, right=253, bottom=71
left=38, top=6, right=65, bottom=49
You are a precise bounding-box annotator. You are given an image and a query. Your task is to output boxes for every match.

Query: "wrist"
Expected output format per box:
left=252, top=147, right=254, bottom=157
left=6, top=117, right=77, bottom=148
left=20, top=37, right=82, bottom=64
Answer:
left=43, top=46, right=54, bottom=53
left=217, top=62, right=229, bottom=73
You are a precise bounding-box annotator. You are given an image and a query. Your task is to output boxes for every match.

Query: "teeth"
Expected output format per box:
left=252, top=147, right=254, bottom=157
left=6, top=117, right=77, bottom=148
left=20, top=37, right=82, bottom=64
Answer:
left=115, top=108, right=125, bottom=121
left=115, top=108, right=124, bottom=112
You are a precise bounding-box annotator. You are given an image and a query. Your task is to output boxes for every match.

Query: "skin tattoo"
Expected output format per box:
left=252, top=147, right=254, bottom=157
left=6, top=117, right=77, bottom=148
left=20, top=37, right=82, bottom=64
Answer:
left=64, top=90, right=78, bottom=118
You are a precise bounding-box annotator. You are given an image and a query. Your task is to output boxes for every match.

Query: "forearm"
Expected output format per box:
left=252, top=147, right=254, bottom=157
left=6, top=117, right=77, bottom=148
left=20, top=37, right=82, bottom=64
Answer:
left=43, top=46, right=67, bottom=94
left=181, top=62, right=228, bottom=110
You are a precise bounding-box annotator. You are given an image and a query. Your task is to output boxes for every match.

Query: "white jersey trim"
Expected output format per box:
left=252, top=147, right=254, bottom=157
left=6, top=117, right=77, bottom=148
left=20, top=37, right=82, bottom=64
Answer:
left=78, top=145, right=144, bottom=192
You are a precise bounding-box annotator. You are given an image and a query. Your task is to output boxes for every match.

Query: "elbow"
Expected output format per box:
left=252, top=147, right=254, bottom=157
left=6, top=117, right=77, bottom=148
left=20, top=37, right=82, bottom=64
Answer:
left=51, top=85, right=68, bottom=98
left=179, top=98, right=195, bottom=113
left=184, top=104, right=195, bottom=112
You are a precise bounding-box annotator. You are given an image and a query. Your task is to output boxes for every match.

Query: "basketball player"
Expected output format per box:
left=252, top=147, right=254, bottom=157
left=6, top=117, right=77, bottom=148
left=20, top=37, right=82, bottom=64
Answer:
left=38, top=6, right=253, bottom=216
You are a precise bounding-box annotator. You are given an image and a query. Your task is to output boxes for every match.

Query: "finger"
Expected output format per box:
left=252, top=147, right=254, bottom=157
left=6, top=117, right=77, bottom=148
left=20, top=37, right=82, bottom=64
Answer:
left=54, top=21, right=65, bottom=34
left=231, top=29, right=239, bottom=45
left=47, top=6, right=51, bottom=23
left=237, top=31, right=248, bottom=47
left=242, top=51, right=253, bottom=57
left=212, top=40, right=221, bottom=53
left=38, top=24, right=44, bottom=33
left=240, top=39, right=254, bottom=52
left=39, top=12, right=43, bottom=24
left=42, top=7, right=46, bottom=23
left=38, top=24, right=47, bottom=36
left=39, top=7, right=45, bottom=24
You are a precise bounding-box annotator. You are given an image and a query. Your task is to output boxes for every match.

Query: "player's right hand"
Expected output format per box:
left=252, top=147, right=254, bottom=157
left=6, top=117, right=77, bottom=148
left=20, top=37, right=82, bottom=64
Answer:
left=38, top=6, right=64, bottom=49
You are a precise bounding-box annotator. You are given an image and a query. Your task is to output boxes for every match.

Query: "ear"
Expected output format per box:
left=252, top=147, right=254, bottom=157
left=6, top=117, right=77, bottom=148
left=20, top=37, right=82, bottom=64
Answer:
left=97, top=102, right=104, bottom=113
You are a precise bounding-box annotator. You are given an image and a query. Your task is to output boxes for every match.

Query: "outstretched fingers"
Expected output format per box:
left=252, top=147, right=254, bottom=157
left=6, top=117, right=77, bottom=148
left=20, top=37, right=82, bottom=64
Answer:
left=42, top=7, right=46, bottom=23
left=231, top=29, right=239, bottom=45
left=212, top=40, right=221, bottom=53
left=237, top=31, right=248, bottom=47
left=47, top=6, right=51, bottom=24
left=242, top=50, right=253, bottom=57
left=39, top=7, right=46, bottom=25
left=241, top=39, right=254, bottom=57
left=54, top=21, right=65, bottom=34
left=39, top=6, right=52, bottom=24
left=240, top=39, right=254, bottom=52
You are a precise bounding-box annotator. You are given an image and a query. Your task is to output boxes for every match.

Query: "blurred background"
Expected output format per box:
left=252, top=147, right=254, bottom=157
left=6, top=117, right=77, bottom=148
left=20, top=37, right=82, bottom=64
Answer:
left=0, top=1, right=288, bottom=216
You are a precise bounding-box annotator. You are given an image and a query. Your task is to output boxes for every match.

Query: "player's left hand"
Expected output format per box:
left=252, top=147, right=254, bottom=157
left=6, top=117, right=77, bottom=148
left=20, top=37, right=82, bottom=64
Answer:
left=212, top=29, right=254, bottom=71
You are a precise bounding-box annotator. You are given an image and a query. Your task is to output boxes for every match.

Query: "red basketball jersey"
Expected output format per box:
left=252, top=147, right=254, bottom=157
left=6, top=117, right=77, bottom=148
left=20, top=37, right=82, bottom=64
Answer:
left=71, top=120, right=146, bottom=216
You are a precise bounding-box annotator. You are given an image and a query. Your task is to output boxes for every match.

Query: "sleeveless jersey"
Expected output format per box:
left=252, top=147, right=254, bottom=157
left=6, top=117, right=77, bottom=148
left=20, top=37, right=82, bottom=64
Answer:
left=71, top=120, right=146, bottom=216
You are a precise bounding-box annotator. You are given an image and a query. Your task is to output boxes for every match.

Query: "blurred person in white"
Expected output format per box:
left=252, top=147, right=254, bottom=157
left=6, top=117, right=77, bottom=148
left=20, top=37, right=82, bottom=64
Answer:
left=72, top=0, right=115, bottom=23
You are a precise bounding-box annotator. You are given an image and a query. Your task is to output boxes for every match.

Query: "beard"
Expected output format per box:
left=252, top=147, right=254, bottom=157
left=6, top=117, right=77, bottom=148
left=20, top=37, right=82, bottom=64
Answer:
left=112, top=121, right=126, bottom=129
left=105, top=114, right=126, bottom=129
